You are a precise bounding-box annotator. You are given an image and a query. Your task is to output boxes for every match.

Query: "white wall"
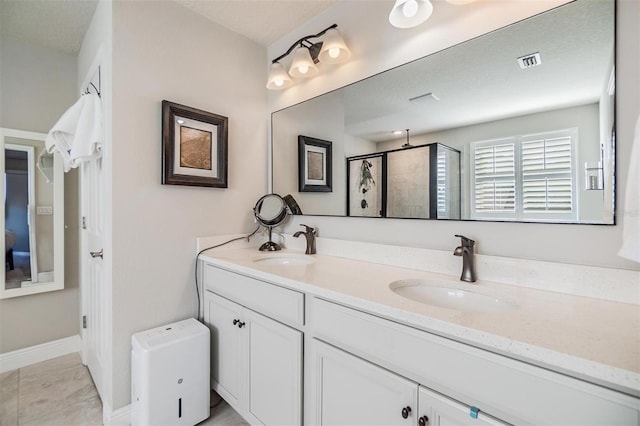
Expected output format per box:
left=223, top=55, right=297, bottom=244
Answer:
left=109, top=0, right=267, bottom=409
left=0, top=38, right=80, bottom=354
left=268, top=0, right=640, bottom=271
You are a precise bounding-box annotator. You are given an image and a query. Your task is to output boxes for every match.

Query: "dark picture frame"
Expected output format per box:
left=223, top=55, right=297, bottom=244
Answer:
left=298, top=135, right=332, bottom=192
left=162, top=100, right=228, bottom=188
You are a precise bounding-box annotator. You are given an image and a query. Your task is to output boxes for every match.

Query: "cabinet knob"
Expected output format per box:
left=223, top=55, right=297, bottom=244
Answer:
left=401, top=406, right=412, bottom=419
left=237, top=321, right=246, bottom=328
left=233, top=319, right=239, bottom=325
left=419, top=415, right=429, bottom=426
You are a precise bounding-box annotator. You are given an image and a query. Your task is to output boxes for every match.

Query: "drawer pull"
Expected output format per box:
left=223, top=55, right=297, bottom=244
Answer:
left=419, top=415, right=429, bottom=426
left=233, top=319, right=240, bottom=326
left=401, top=406, right=412, bottom=419
left=237, top=321, right=246, bottom=328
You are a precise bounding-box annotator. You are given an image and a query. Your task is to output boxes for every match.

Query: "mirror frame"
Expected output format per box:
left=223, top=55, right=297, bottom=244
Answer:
left=1, top=128, right=65, bottom=299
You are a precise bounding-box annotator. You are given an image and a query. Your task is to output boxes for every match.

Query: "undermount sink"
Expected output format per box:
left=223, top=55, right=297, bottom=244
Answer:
left=389, top=279, right=517, bottom=313
left=253, top=254, right=315, bottom=266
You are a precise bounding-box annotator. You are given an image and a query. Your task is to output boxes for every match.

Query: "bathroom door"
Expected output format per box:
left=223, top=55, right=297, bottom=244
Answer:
left=80, top=155, right=107, bottom=400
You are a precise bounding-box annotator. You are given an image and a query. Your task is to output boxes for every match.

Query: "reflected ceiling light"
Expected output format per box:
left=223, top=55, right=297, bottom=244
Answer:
left=402, top=129, right=413, bottom=148
left=389, top=0, right=434, bottom=29
left=266, top=24, right=351, bottom=90
left=393, top=130, right=404, bottom=135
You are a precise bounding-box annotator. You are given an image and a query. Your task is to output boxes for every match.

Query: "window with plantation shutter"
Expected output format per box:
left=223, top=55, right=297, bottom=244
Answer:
left=473, top=141, right=516, bottom=213
left=471, top=129, right=577, bottom=222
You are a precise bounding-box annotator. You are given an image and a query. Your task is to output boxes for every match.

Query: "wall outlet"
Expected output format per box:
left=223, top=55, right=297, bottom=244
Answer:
left=36, top=206, right=53, bottom=215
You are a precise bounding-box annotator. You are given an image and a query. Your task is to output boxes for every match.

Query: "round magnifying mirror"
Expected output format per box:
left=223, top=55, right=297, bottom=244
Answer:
left=254, top=194, right=288, bottom=251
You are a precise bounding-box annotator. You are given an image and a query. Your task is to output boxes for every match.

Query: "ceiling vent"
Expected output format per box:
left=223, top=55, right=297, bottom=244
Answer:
left=409, top=92, right=440, bottom=104
left=517, top=52, right=542, bottom=69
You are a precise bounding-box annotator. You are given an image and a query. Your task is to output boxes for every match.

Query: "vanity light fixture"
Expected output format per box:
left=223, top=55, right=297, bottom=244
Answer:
left=389, top=0, right=434, bottom=29
left=266, top=24, right=351, bottom=90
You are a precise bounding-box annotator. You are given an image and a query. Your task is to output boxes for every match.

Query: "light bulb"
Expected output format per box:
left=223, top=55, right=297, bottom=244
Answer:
left=329, top=47, right=340, bottom=59
left=403, top=0, right=418, bottom=18
left=275, top=79, right=283, bottom=87
left=298, top=65, right=309, bottom=74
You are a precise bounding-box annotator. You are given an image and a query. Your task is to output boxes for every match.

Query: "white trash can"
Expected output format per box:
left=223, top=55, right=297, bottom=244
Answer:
left=131, top=318, right=210, bottom=426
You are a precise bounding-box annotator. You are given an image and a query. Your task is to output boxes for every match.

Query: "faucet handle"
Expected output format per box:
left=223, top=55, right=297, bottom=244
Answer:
left=455, top=234, right=475, bottom=247
left=300, top=224, right=316, bottom=235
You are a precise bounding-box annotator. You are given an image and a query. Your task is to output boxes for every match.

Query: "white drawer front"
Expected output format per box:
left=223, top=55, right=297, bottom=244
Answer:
left=204, top=264, right=304, bottom=326
left=310, top=297, right=639, bottom=426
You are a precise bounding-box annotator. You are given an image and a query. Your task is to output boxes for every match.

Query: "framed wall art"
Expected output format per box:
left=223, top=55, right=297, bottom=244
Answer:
left=161, top=100, right=228, bottom=188
left=298, top=135, right=332, bottom=192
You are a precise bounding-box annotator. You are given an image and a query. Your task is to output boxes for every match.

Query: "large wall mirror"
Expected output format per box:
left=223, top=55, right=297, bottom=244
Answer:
left=1, top=128, right=64, bottom=298
left=272, top=0, right=615, bottom=224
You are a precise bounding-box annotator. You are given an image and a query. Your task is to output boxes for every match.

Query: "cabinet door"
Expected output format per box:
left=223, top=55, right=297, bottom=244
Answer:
left=313, top=339, right=418, bottom=426
left=246, top=309, right=303, bottom=426
left=418, top=386, right=508, bottom=426
left=205, top=291, right=243, bottom=410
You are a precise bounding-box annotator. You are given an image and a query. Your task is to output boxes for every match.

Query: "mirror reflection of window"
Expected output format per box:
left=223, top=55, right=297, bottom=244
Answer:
left=470, top=128, right=578, bottom=222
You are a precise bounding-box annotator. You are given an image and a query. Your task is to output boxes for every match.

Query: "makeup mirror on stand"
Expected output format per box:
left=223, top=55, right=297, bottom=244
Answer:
left=254, top=194, right=288, bottom=251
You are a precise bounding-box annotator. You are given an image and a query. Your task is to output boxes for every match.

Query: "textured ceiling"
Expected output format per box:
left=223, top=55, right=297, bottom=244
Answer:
left=0, top=0, right=337, bottom=55
left=174, top=0, right=337, bottom=46
left=0, top=0, right=99, bottom=55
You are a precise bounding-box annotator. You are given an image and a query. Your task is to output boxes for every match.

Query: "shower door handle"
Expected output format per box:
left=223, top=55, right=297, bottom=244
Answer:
left=90, top=249, right=103, bottom=259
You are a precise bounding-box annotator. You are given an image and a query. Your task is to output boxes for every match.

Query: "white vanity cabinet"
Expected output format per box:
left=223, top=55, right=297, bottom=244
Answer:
left=312, top=339, right=418, bottom=425
left=203, top=265, right=304, bottom=426
left=311, top=339, right=507, bottom=426
left=309, top=297, right=639, bottom=426
left=418, top=387, right=507, bottom=426
left=200, top=254, right=639, bottom=426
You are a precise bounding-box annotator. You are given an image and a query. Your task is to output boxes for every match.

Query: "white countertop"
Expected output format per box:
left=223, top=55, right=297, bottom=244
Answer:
left=199, top=244, right=640, bottom=397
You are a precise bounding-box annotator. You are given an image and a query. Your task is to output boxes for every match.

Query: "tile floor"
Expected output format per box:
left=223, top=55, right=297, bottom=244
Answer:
left=0, top=353, right=247, bottom=426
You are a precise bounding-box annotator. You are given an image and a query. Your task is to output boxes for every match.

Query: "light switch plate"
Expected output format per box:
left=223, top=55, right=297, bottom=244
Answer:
left=36, top=206, right=53, bottom=215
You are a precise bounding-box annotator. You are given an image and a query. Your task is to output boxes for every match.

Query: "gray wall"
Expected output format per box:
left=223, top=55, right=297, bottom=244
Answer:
left=0, top=38, right=81, bottom=353
left=109, top=0, right=268, bottom=409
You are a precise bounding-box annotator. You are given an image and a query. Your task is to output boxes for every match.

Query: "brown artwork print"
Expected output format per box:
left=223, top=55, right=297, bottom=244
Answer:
left=180, top=126, right=212, bottom=170
left=307, top=151, right=324, bottom=180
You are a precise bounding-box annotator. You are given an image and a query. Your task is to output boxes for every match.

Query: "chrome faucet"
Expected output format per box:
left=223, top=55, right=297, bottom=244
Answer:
left=453, top=234, right=477, bottom=283
left=293, top=224, right=317, bottom=255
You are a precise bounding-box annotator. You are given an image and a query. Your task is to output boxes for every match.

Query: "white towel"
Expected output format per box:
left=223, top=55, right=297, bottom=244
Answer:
left=618, top=115, right=640, bottom=263
left=45, top=92, right=103, bottom=172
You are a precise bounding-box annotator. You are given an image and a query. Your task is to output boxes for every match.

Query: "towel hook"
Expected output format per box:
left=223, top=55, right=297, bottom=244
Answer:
left=84, top=66, right=101, bottom=98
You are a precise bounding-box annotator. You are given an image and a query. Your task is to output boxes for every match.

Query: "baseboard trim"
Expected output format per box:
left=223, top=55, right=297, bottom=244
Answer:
left=0, top=335, right=81, bottom=373
left=103, top=402, right=131, bottom=426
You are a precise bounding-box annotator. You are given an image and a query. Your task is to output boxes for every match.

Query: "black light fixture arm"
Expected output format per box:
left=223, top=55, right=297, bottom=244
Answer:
left=271, top=23, right=338, bottom=64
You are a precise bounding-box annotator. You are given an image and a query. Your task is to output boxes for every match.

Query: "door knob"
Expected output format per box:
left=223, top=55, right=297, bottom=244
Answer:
left=419, top=415, right=429, bottom=426
left=401, top=406, right=412, bottom=419
left=90, top=249, right=103, bottom=259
